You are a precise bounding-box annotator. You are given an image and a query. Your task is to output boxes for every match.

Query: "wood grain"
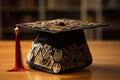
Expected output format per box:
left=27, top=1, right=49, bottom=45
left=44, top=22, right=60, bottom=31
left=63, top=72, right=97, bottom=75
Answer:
left=0, top=40, right=120, bottom=80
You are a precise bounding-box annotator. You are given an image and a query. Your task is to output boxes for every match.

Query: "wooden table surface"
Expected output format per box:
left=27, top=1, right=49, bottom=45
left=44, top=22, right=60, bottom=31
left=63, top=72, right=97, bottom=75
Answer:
left=0, top=40, right=120, bottom=80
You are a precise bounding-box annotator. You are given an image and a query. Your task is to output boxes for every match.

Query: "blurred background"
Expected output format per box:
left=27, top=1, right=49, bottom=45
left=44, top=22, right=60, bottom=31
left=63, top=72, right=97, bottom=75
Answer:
left=0, top=0, right=120, bottom=40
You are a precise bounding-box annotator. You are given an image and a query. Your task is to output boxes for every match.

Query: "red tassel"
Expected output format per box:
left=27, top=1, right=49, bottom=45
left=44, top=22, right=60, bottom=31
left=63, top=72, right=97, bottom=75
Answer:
left=7, top=27, right=28, bottom=72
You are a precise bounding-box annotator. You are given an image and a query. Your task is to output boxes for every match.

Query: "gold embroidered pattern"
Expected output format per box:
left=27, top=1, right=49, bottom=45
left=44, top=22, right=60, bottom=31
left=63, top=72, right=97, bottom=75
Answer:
left=21, top=19, right=100, bottom=32
left=27, top=42, right=87, bottom=73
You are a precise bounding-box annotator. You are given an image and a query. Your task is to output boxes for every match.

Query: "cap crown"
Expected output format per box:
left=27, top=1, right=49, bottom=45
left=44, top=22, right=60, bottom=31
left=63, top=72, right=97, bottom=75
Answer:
left=16, top=19, right=107, bottom=34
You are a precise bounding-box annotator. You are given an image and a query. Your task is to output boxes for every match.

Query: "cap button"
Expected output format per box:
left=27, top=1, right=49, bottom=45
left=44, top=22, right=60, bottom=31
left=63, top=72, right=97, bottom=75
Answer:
left=57, top=22, right=66, bottom=26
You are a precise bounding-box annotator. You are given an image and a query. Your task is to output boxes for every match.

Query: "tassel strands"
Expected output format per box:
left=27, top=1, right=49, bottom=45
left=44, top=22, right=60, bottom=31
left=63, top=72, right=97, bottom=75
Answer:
left=7, top=27, right=28, bottom=72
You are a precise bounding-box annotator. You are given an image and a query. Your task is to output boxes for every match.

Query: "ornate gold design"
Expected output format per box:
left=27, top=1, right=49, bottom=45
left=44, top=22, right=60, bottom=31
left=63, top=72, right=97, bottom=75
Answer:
left=53, top=49, right=63, bottom=62
left=27, top=42, right=88, bottom=72
left=52, top=63, right=61, bottom=73
left=34, top=43, right=54, bottom=69
left=20, top=19, right=100, bottom=32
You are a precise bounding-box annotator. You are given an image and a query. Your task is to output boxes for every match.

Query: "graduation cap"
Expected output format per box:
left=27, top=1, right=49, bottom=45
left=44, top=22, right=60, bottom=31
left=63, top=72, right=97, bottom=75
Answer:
left=16, top=19, right=107, bottom=73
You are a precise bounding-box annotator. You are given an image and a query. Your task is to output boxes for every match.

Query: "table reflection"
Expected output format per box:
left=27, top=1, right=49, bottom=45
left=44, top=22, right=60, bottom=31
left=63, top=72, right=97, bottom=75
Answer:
left=27, top=68, right=92, bottom=80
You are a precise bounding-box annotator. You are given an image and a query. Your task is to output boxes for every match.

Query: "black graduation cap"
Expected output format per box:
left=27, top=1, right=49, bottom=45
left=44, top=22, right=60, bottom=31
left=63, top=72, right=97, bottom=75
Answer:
left=16, top=19, right=107, bottom=73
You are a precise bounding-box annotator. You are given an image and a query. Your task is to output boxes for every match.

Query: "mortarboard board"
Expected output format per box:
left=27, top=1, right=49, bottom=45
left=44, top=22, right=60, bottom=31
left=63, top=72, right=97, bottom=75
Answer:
left=16, top=19, right=107, bottom=73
